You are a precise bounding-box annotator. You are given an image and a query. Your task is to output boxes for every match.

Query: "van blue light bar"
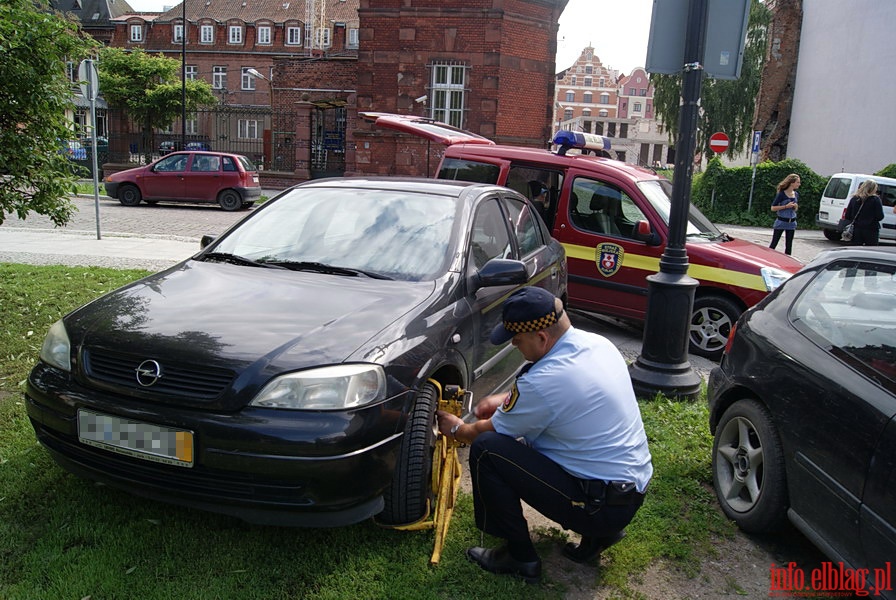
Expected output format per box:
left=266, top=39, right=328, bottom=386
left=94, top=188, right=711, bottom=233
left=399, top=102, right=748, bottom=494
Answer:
left=553, top=131, right=612, bottom=156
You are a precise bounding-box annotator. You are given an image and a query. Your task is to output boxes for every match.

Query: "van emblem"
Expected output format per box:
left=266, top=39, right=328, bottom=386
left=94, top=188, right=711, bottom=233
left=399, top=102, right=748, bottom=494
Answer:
left=596, top=243, right=624, bottom=277
left=135, top=360, right=163, bottom=387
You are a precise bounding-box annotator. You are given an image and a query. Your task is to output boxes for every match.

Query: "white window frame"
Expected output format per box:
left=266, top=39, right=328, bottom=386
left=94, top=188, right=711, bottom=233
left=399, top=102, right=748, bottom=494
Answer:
left=186, top=114, right=198, bottom=135
left=229, top=25, right=243, bottom=44
left=347, top=28, right=359, bottom=48
left=633, top=102, right=642, bottom=113
left=200, top=24, right=214, bottom=43
left=258, top=25, right=272, bottom=45
left=130, top=24, right=143, bottom=42
left=241, top=67, right=257, bottom=91
left=212, top=66, right=227, bottom=90
left=315, top=27, right=331, bottom=48
left=565, top=91, right=575, bottom=102
left=185, top=65, right=197, bottom=81
left=173, top=24, right=184, bottom=43
left=286, top=26, right=301, bottom=45
left=430, top=63, right=467, bottom=128
left=238, top=119, right=260, bottom=139
left=600, top=93, right=610, bottom=104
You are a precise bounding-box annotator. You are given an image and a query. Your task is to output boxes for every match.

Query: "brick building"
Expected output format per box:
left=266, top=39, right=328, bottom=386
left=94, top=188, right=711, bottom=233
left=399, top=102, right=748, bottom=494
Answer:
left=554, top=47, right=669, bottom=167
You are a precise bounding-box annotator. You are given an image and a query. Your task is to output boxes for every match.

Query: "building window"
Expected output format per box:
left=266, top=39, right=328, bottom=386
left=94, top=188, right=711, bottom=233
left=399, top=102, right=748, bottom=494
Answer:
left=238, top=119, right=260, bottom=139
left=185, top=65, right=197, bottom=80
left=571, top=75, right=576, bottom=86
left=315, top=27, right=331, bottom=47
left=583, top=109, right=591, bottom=117
left=599, top=109, right=608, bottom=117
left=213, top=66, right=226, bottom=89
left=241, top=67, right=257, bottom=90
left=565, top=91, right=575, bottom=102
left=599, top=78, right=605, bottom=87
left=619, top=124, right=628, bottom=138
left=130, top=24, right=143, bottom=42
left=600, top=93, right=610, bottom=104
left=430, top=62, right=467, bottom=128
left=640, top=88, right=647, bottom=96
left=584, top=76, right=592, bottom=87
left=229, top=25, right=243, bottom=44
left=583, top=92, right=592, bottom=103
left=564, top=108, right=573, bottom=121
left=347, top=28, right=359, bottom=48
left=66, top=61, right=76, bottom=82
left=186, top=114, right=198, bottom=135
left=629, top=87, right=636, bottom=95
left=585, top=65, right=593, bottom=74
left=173, top=24, right=184, bottom=43
left=286, top=26, right=301, bottom=45
left=258, top=25, right=272, bottom=44
left=633, top=102, right=642, bottom=112
left=200, top=24, right=214, bottom=43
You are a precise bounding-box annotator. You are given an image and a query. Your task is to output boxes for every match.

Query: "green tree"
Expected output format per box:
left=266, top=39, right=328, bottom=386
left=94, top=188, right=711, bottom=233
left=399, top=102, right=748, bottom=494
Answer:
left=651, top=0, right=771, bottom=161
left=97, top=47, right=217, bottom=158
left=0, top=0, right=95, bottom=226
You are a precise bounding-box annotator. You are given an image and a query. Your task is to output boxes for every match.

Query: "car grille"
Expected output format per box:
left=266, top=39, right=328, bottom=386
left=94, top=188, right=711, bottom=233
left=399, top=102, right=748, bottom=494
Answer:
left=83, top=348, right=235, bottom=401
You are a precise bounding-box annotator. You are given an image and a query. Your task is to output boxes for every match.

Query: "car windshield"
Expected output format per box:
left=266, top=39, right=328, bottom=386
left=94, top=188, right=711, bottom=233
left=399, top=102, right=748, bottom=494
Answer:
left=208, top=187, right=458, bottom=281
left=637, top=179, right=723, bottom=238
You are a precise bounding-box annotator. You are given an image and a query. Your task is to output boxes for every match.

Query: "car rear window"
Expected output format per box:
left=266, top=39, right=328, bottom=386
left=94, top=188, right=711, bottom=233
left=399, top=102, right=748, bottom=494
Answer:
left=238, top=156, right=257, bottom=172
left=823, top=177, right=851, bottom=200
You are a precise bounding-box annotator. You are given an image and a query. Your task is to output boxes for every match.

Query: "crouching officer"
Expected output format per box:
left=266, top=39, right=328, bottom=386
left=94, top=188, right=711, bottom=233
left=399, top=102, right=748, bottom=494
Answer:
left=436, top=287, right=652, bottom=584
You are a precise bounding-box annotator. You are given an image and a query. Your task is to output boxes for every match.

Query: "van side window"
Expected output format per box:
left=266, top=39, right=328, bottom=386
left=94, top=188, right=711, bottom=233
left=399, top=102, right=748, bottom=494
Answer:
left=505, top=166, right=563, bottom=230
left=569, top=178, right=647, bottom=240
left=438, top=158, right=500, bottom=184
left=878, top=183, right=896, bottom=207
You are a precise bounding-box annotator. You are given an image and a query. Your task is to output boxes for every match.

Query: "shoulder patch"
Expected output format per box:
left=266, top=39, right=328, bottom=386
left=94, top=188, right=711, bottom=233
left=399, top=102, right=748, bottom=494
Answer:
left=500, top=385, right=520, bottom=413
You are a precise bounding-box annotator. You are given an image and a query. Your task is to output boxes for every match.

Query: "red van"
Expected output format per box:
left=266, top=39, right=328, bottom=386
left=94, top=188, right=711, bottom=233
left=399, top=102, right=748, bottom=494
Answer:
left=362, top=113, right=803, bottom=360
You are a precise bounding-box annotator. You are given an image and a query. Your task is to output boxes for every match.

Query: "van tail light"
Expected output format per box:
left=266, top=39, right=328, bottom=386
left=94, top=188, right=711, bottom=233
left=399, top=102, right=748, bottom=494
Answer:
left=723, top=321, right=738, bottom=356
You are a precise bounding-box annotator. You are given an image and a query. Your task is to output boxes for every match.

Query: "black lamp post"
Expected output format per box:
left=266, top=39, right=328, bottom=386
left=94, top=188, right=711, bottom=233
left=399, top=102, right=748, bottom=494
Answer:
left=628, top=0, right=707, bottom=400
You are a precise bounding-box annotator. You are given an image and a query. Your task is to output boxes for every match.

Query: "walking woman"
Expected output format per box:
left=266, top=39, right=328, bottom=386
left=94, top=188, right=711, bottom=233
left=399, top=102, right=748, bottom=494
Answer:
left=843, top=180, right=885, bottom=246
left=770, top=174, right=800, bottom=255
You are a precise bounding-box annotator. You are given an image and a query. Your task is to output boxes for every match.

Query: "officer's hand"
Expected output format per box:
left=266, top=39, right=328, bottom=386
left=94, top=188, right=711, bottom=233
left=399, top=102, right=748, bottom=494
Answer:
left=474, top=393, right=508, bottom=419
left=435, top=410, right=462, bottom=438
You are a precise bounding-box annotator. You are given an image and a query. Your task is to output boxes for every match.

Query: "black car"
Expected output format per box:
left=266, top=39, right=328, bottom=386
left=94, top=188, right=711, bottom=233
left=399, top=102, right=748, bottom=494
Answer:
left=25, top=178, right=567, bottom=527
left=709, top=247, right=896, bottom=597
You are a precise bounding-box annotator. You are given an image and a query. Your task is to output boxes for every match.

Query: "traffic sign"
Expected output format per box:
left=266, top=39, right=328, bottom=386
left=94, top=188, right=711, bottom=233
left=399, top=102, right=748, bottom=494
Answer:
left=78, top=59, right=99, bottom=101
left=709, top=132, right=729, bottom=153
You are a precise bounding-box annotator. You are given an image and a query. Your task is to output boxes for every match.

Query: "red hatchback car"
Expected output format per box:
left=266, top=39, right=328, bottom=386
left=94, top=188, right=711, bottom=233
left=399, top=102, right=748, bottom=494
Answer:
left=104, top=151, right=261, bottom=211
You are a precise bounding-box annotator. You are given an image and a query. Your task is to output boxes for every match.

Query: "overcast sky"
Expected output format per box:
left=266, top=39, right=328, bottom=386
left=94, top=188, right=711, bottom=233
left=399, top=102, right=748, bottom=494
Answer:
left=126, top=0, right=654, bottom=75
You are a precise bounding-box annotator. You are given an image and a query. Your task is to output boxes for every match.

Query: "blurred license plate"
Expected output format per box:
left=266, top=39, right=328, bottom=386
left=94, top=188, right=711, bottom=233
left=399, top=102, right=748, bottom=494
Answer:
left=252, top=175, right=259, bottom=183
left=77, top=409, right=194, bottom=467
left=819, top=211, right=829, bottom=219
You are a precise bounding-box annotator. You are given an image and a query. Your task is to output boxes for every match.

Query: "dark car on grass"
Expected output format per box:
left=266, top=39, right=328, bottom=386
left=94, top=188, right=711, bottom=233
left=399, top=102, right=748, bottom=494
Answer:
left=103, top=151, right=260, bottom=211
left=25, top=177, right=567, bottom=527
left=708, top=246, right=896, bottom=595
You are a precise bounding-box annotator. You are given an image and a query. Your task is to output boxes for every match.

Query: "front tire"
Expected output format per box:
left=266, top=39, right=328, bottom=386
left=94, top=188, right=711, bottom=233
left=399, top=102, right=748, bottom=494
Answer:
left=218, top=189, right=242, bottom=211
left=377, top=382, right=438, bottom=526
left=689, top=295, right=742, bottom=361
left=822, top=228, right=841, bottom=241
left=712, top=399, right=788, bottom=533
left=118, top=184, right=142, bottom=206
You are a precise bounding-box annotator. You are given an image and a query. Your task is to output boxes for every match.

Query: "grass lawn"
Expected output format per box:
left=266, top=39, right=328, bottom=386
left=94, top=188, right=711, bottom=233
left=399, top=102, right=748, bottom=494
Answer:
left=0, top=263, right=734, bottom=599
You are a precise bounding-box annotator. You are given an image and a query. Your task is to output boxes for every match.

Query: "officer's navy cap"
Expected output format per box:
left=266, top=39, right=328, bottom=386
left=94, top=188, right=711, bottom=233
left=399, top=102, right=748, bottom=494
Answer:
left=490, top=287, right=561, bottom=345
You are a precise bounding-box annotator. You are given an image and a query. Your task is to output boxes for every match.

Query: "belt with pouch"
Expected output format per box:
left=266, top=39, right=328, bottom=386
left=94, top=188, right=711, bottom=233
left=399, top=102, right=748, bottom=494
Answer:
left=578, top=479, right=646, bottom=514
left=777, top=217, right=796, bottom=223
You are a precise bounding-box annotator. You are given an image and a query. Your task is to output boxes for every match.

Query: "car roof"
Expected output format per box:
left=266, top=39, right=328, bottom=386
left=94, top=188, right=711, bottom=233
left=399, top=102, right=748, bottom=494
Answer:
left=295, top=176, right=513, bottom=198
left=806, top=245, right=896, bottom=269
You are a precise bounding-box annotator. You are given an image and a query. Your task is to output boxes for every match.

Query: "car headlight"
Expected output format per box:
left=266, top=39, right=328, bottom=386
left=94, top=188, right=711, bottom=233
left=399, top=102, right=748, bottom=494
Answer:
left=40, top=320, right=71, bottom=372
left=760, top=267, right=793, bottom=292
left=250, top=364, right=386, bottom=410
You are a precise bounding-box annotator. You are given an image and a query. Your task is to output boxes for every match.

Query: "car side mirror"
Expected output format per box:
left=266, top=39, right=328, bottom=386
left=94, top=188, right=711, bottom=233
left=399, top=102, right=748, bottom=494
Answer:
left=200, top=234, right=217, bottom=249
left=475, top=259, right=529, bottom=288
left=634, top=220, right=661, bottom=246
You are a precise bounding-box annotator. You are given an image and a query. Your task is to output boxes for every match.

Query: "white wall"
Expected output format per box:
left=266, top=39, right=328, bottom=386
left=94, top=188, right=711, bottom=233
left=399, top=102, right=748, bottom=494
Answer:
left=788, top=0, right=896, bottom=176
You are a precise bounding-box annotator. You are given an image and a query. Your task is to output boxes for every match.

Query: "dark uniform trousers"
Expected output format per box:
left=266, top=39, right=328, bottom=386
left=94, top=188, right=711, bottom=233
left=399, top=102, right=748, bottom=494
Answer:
left=469, top=430, right=645, bottom=543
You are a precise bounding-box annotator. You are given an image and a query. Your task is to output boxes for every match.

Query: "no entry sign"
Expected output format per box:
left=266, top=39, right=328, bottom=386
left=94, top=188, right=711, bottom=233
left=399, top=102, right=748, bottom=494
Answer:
left=709, top=132, right=729, bottom=153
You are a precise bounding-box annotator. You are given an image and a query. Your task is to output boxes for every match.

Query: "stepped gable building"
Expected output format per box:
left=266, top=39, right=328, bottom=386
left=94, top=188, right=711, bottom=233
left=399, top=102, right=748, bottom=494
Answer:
left=554, top=47, right=669, bottom=168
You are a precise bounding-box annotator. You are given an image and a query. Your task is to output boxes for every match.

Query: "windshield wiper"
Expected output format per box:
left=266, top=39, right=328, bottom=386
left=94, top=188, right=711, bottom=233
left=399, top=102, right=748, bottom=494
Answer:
left=262, top=260, right=393, bottom=280
left=200, top=252, right=285, bottom=269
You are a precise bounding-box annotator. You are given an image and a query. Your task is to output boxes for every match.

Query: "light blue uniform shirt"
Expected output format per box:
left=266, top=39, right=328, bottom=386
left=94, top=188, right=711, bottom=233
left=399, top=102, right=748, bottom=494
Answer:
left=492, top=327, right=653, bottom=493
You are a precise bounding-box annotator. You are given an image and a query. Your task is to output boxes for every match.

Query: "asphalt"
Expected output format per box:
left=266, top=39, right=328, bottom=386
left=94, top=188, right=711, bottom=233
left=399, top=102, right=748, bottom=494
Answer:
left=0, top=192, right=846, bottom=380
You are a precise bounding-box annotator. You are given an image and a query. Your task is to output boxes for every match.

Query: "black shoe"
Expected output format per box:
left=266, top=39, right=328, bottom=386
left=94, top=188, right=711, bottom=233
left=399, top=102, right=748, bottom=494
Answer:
left=466, top=546, right=542, bottom=584
left=562, top=530, right=627, bottom=564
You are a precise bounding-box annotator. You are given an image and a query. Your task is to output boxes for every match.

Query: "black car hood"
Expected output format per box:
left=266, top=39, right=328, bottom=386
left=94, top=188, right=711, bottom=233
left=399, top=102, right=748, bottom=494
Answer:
left=69, top=261, right=437, bottom=376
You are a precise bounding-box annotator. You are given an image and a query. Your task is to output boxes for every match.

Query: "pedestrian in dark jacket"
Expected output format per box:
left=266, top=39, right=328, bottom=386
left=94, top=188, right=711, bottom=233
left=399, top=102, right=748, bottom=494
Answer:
left=844, top=180, right=885, bottom=246
left=769, top=174, right=800, bottom=255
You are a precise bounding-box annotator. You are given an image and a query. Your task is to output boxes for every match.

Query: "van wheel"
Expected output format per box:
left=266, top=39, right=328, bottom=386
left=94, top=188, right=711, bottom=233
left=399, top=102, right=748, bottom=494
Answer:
left=822, top=228, right=841, bottom=241
left=218, top=190, right=242, bottom=211
left=118, top=184, right=142, bottom=206
left=689, top=295, right=742, bottom=361
left=376, top=382, right=438, bottom=526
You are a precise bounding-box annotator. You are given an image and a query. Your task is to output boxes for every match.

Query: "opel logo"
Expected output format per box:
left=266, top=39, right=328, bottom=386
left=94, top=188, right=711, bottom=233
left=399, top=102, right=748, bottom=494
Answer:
left=135, top=360, right=163, bottom=387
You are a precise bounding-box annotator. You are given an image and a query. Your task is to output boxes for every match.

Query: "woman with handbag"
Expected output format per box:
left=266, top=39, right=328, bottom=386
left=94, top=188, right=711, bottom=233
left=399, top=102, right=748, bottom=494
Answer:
left=843, top=180, right=885, bottom=246
left=769, top=174, right=800, bottom=255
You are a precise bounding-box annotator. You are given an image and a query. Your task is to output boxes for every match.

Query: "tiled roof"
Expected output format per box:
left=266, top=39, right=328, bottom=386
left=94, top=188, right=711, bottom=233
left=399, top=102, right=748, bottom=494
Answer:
left=50, top=0, right=136, bottom=23
left=153, top=0, right=358, bottom=25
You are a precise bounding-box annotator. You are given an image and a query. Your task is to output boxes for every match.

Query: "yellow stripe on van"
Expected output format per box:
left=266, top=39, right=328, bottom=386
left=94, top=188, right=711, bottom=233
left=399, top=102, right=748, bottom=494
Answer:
left=562, top=242, right=768, bottom=292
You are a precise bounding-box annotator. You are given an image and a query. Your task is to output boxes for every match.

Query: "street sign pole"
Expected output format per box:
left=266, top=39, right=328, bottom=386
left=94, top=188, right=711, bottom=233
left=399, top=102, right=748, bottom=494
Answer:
left=747, top=130, right=762, bottom=211
left=79, top=59, right=102, bottom=240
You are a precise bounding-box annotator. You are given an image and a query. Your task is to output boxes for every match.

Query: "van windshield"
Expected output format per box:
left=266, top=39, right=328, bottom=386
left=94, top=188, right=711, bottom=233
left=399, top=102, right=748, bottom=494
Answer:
left=637, top=179, right=722, bottom=238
